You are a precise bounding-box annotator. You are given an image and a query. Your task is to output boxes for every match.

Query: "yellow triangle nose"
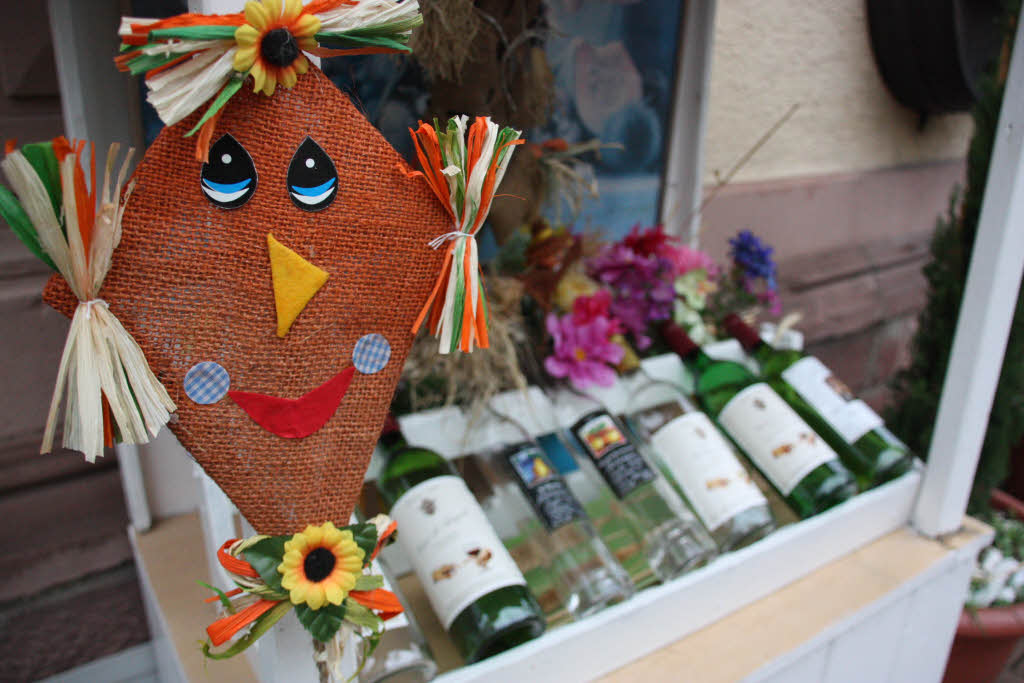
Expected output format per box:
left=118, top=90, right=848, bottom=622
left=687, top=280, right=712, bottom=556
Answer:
left=267, top=233, right=329, bottom=338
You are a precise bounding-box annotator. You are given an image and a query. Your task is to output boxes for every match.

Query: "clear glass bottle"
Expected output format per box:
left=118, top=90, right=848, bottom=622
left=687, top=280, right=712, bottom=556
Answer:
left=662, top=322, right=858, bottom=518
left=535, top=431, right=661, bottom=589
left=376, top=424, right=545, bottom=663
left=558, top=394, right=718, bottom=581
left=476, top=440, right=634, bottom=619
left=621, top=379, right=776, bottom=551
left=357, top=559, right=439, bottom=683
left=723, top=313, right=914, bottom=488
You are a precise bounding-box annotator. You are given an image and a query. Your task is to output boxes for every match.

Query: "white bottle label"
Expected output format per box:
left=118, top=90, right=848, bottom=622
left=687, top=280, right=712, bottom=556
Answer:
left=718, top=383, right=839, bottom=495
left=651, top=412, right=769, bottom=531
left=781, top=356, right=884, bottom=443
left=390, top=475, right=527, bottom=629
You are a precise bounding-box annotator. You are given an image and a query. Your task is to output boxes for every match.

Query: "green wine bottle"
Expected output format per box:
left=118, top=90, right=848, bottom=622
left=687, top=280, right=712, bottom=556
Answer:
left=662, top=322, right=858, bottom=518
left=723, top=314, right=914, bottom=488
left=376, top=422, right=545, bottom=663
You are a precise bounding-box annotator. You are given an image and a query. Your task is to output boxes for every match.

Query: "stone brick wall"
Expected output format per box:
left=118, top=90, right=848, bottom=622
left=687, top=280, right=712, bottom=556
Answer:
left=700, top=158, right=965, bottom=424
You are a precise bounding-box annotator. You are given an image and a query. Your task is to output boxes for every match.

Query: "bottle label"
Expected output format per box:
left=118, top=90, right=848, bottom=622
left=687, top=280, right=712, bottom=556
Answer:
left=650, top=411, right=769, bottom=531
left=780, top=356, right=884, bottom=443
left=718, top=383, right=839, bottom=495
left=505, top=444, right=586, bottom=531
left=572, top=412, right=657, bottom=499
left=390, top=475, right=527, bottom=629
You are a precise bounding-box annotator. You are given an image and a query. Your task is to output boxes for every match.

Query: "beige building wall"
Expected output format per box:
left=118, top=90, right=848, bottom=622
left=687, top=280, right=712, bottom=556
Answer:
left=703, top=1, right=974, bottom=185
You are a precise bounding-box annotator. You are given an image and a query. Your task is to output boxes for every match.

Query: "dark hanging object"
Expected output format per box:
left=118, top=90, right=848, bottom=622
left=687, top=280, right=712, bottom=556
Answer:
left=867, top=0, right=1003, bottom=115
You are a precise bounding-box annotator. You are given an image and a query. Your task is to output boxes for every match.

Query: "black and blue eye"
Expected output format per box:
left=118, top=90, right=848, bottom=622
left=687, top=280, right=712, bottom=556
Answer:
left=200, top=134, right=257, bottom=209
left=287, top=137, right=337, bottom=212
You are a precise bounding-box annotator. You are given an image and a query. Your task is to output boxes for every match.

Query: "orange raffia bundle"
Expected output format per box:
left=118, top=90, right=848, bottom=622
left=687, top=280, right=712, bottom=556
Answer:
left=409, top=115, right=523, bottom=353
left=0, top=139, right=175, bottom=461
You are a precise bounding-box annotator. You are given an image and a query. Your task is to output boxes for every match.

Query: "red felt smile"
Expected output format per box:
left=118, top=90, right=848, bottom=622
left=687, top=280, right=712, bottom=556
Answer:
left=228, top=366, right=356, bottom=438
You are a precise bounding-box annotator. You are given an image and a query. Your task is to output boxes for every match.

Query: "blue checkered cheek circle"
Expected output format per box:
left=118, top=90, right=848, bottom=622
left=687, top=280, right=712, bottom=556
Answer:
left=351, top=333, right=391, bottom=374
left=183, top=361, right=231, bottom=404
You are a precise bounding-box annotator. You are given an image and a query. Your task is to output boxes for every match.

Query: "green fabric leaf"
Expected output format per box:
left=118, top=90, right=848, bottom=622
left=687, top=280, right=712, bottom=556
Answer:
left=186, top=77, right=244, bottom=137
left=149, top=26, right=239, bottom=41
left=295, top=602, right=346, bottom=643
left=21, top=142, right=61, bottom=219
left=201, top=600, right=292, bottom=660
left=342, top=598, right=384, bottom=632
left=0, top=186, right=55, bottom=270
left=197, top=580, right=236, bottom=613
left=242, top=536, right=288, bottom=593
left=346, top=522, right=378, bottom=563
left=352, top=575, right=383, bottom=592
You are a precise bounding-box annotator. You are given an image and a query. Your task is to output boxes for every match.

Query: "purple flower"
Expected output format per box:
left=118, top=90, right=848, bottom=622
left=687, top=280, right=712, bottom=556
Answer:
left=729, top=230, right=777, bottom=289
left=587, top=244, right=675, bottom=349
left=544, top=312, right=625, bottom=390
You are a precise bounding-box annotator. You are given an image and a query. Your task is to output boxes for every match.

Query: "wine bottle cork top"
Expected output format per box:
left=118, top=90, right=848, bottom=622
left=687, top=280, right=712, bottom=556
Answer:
left=723, top=313, right=761, bottom=351
left=660, top=321, right=699, bottom=358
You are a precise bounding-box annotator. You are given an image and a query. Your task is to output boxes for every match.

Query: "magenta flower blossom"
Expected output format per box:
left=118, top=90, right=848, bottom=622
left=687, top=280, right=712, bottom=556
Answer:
left=544, top=312, right=625, bottom=390
left=587, top=243, right=675, bottom=349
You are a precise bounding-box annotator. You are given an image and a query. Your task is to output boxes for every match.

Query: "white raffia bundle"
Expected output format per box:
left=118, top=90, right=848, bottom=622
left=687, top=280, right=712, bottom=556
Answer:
left=1, top=140, right=176, bottom=461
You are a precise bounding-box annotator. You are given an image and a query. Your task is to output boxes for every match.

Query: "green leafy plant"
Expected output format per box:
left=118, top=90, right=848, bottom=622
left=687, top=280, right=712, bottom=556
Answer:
left=886, top=0, right=1024, bottom=513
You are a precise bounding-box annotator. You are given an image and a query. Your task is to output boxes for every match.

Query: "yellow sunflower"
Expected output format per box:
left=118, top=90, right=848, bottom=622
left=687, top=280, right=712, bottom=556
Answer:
left=278, top=522, right=365, bottom=610
left=234, top=0, right=321, bottom=96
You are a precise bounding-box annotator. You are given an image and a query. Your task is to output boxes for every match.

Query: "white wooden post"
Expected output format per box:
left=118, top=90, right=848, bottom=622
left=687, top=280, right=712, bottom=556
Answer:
left=913, top=16, right=1024, bottom=537
left=660, top=0, right=717, bottom=244
left=47, top=0, right=144, bottom=153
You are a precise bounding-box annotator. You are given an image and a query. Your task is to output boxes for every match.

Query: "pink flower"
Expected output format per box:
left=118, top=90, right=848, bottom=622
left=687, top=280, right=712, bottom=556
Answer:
left=661, top=243, right=718, bottom=277
left=544, top=312, right=625, bottom=390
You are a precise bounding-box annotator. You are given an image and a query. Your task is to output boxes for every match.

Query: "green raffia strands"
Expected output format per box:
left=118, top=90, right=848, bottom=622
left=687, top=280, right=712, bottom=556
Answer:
left=198, top=580, right=236, bottom=613
left=450, top=239, right=467, bottom=353
left=314, top=32, right=411, bottom=52
left=123, top=51, right=189, bottom=77
left=349, top=523, right=379, bottom=563
left=148, top=25, right=239, bottom=41
left=342, top=600, right=385, bottom=683
left=201, top=600, right=292, bottom=660
left=295, top=602, right=346, bottom=643
left=186, top=78, right=244, bottom=137
left=21, top=142, right=61, bottom=220
left=353, top=574, right=384, bottom=591
left=242, top=536, right=289, bottom=594
left=0, top=186, right=55, bottom=270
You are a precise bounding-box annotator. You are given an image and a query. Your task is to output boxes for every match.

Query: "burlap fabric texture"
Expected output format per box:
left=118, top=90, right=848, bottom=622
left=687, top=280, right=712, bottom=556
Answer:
left=45, top=66, right=448, bottom=534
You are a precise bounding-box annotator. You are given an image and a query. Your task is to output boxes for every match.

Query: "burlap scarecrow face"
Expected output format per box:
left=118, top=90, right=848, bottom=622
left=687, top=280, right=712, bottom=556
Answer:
left=46, top=68, right=449, bottom=534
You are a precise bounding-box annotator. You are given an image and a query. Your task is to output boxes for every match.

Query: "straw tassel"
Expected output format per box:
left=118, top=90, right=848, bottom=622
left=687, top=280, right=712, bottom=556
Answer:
left=1, top=139, right=176, bottom=462
left=409, top=115, right=523, bottom=354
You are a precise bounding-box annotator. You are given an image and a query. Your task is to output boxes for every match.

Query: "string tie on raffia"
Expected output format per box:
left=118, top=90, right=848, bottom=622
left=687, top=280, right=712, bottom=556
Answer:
left=427, top=230, right=471, bottom=250
left=81, top=298, right=107, bottom=320
left=408, top=115, right=523, bottom=354
left=0, top=138, right=176, bottom=462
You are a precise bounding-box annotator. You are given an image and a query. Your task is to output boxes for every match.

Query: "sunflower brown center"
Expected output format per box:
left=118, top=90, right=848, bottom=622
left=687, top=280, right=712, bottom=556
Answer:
left=303, top=547, right=336, bottom=582
left=261, top=28, right=300, bottom=67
